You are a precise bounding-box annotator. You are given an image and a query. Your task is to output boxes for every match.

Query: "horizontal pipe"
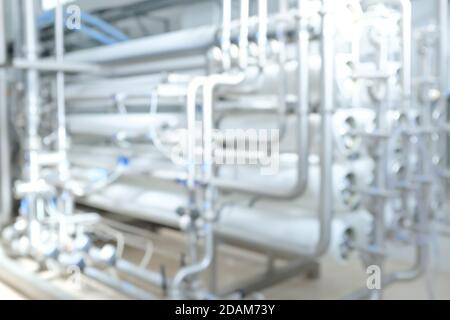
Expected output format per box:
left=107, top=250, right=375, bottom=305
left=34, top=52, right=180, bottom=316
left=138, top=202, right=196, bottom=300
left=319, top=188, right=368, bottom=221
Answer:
left=116, top=259, right=167, bottom=288
left=61, top=26, right=218, bottom=63
left=12, top=58, right=101, bottom=73
left=219, top=259, right=316, bottom=297
left=53, top=10, right=304, bottom=65
left=207, top=0, right=310, bottom=201
left=0, top=247, right=74, bottom=299
left=83, top=267, right=154, bottom=300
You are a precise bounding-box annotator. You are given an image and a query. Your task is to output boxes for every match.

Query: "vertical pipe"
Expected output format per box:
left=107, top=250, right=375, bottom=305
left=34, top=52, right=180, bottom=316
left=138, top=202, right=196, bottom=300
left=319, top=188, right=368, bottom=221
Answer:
left=55, top=0, right=73, bottom=247
left=23, top=0, right=40, bottom=178
left=83, top=267, right=154, bottom=300
left=295, top=0, right=310, bottom=203
left=439, top=0, right=448, bottom=196
left=211, top=0, right=310, bottom=200
left=202, top=79, right=215, bottom=223
left=0, top=70, right=11, bottom=226
left=221, top=0, right=232, bottom=71
left=22, top=0, right=41, bottom=247
left=55, top=0, right=68, bottom=178
left=315, top=0, right=334, bottom=257
left=171, top=73, right=244, bottom=298
left=401, top=0, right=412, bottom=105
left=185, top=77, right=206, bottom=286
left=0, top=0, right=6, bottom=65
left=186, top=77, right=205, bottom=210
left=258, top=0, right=267, bottom=68
left=370, top=42, right=388, bottom=302
left=182, top=75, right=209, bottom=298
left=276, top=1, right=289, bottom=138
left=239, top=0, right=249, bottom=69
left=0, top=0, right=11, bottom=226
left=171, top=223, right=214, bottom=298
left=439, top=0, right=448, bottom=114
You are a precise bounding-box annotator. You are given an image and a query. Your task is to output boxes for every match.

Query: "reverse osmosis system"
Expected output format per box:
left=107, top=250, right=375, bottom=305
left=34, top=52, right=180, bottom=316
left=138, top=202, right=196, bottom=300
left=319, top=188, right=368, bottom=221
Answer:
left=0, top=0, right=448, bottom=300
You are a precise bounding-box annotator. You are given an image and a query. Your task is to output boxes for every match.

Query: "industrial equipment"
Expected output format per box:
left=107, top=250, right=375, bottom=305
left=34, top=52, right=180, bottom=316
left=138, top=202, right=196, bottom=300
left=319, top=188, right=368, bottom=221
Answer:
left=0, top=0, right=448, bottom=300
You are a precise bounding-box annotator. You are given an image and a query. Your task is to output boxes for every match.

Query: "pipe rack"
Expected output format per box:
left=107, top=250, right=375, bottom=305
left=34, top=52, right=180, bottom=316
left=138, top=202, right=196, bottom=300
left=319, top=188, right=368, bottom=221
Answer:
left=0, top=0, right=447, bottom=301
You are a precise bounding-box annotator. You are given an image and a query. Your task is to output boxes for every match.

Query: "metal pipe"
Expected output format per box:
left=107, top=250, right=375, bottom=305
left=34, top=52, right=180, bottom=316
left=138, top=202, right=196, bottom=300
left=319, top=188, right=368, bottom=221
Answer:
left=83, top=267, right=154, bottom=300
left=116, top=259, right=166, bottom=288
left=258, top=0, right=268, bottom=67
left=0, top=69, right=11, bottom=226
left=384, top=0, right=429, bottom=294
left=211, top=0, right=310, bottom=200
left=171, top=222, right=214, bottom=298
left=344, top=245, right=427, bottom=300
left=239, top=0, right=250, bottom=69
left=438, top=0, right=448, bottom=124
left=22, top=0, right=41, bottom=247
left=171, top=72, right=245, bottom=297
left=221, top=0, right=232, bottom=70
left=57, top=6, right=300, bottom=66
left=0, top=0, right=6, bottom=65
left=275, top=1, right=289, bottom=140
left=185, top=76, right=206, bottom=276
left=0, top=247, right=74, bottom=299
left=171, top=10, right=332, bottom=291
left=202, top=73, right=246, bottom=221
left=213, top=0, right=332, bottom=261
left=0, top=0, right=11, bottom=225
left=12, top=58, right=101, bottom=73
left=55, top=0, right=69, bottom=180
left=368, top=53, right=388, bottom=299
left=186, top=77, right=206, bottom=212
left=371, top=0, right=411, bottom=300
left=364, top=0, right=411, bottom=103
left=400, top=0, right=412, bottom=105
left=54, top=0, right=73, bottom=245
left=219, top=259, right=317, bottom=298
left=438, top=0, right=448, bottom=195
left=309, top=0, right=334, bottom=257
left=62, top=25, right=218, bottom=63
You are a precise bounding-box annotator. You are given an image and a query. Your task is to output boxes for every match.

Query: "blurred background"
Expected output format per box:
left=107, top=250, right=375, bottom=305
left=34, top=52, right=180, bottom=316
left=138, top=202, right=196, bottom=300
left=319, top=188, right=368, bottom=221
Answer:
left=0, top=0, right=449, bottom=300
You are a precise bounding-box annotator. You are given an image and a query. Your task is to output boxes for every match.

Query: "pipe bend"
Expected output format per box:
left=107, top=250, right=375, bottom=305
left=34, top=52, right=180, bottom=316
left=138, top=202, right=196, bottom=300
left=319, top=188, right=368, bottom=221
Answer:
left=171, top=73, right=246, bottom=298
left=209, top=2, right=311, bottom=201
left=171, top=223, right=214, bottom=297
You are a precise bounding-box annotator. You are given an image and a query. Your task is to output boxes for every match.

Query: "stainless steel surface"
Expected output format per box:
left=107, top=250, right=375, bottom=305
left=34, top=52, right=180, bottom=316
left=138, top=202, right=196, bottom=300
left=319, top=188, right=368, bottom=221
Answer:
left=0, top=0, right=447, bottom=301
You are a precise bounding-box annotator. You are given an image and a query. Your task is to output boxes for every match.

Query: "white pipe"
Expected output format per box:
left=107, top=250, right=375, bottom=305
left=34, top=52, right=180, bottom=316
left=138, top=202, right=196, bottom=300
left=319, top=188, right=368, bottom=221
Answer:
left=311, top=0, right=335, bottom=258
left=62, top=26, right=218, bottom=63
left=439, top=0, right=449, bottom=185
left=22, top=0, right=41, bottom=247
left=0, top=70, right=11, bottom=225
left=0, top=247, right=74, bottom=299
left=210, top=0, right=311, bottom=200
left=239, top=0, right=250, bottom=69
left=400, top=0, right=412, bottom=104
left=12, top=58, right=101, bottom=73
left=172, top=72, right=245, bottom=297
left=258, top=0, right=268, bottom=67
left=202, top=73, right=246, bottom=221
left=83, top=267, right=154, bottom=300
left=221, top=0, right=232, bottom=70
left=186, top=77, right=206, bottom=211
left=55, top=0, right=68, bottom=179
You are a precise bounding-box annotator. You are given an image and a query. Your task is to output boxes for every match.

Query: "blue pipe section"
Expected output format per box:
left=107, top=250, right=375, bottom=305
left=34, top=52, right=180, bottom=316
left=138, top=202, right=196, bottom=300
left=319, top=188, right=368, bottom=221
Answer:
left=38, top=10, right=128, bottom=45
left=77, top=12, right=128, bottom=42
left=75, top=24, right=117, bottom=45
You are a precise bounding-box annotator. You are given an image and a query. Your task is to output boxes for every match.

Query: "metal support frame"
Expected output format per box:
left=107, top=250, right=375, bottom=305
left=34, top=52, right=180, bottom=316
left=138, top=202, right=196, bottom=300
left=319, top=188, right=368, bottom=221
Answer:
left=218, top=259, right=319, bottom=298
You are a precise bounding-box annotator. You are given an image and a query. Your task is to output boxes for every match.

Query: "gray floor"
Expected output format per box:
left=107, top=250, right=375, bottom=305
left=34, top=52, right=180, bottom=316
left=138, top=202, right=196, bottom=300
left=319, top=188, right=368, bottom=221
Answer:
left=1, top=229, right=450, bottom=300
